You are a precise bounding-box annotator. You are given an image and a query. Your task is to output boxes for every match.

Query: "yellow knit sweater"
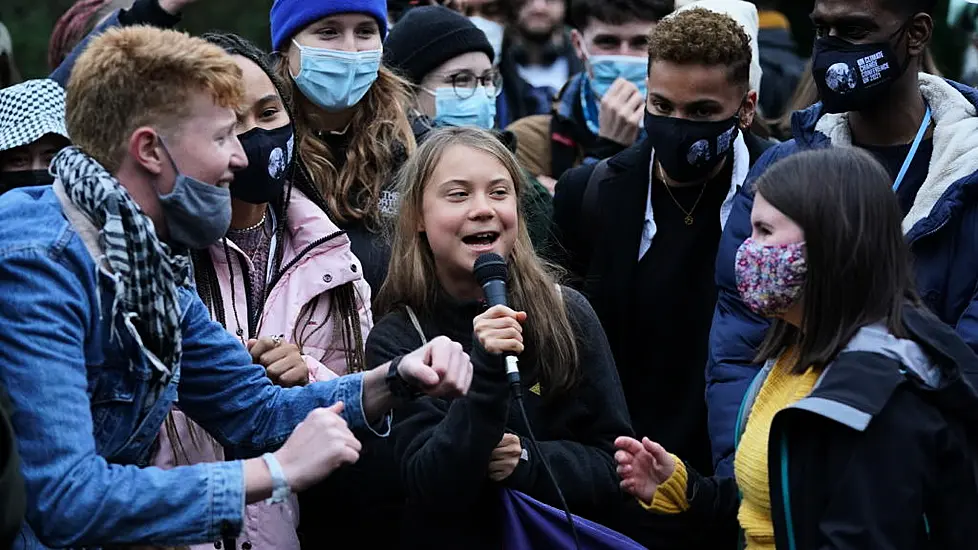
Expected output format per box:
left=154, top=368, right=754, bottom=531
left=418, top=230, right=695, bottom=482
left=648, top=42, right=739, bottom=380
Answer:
left=735, top=352, right=819, bottom=550
left=639, top=350, right=818, bottom=550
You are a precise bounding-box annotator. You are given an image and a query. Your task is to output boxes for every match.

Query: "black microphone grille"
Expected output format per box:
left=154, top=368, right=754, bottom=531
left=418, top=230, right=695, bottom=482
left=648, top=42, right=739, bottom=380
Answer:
left=474, top=253, right=508, bottom=285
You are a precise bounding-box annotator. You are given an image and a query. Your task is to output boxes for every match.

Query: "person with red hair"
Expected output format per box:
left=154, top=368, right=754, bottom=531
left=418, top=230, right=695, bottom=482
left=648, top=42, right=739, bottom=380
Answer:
left=48, top=0, right=200, bottom=85
left=47, top=0, right=134, bottom=71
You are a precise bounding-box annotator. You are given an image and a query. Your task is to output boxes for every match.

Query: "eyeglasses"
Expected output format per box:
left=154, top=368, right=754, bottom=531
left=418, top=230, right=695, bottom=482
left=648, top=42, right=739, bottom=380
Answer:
left=444, top=70, right=504, bottom=99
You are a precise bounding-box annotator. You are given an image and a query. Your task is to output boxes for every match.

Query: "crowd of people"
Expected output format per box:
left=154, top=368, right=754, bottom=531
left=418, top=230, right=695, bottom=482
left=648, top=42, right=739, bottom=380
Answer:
left=1, top=0, right=978, bottom=548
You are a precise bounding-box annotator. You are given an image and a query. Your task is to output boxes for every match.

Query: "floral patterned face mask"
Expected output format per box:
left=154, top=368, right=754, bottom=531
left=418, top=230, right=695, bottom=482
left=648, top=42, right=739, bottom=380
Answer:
left=735, top=238, right=807, bottom=317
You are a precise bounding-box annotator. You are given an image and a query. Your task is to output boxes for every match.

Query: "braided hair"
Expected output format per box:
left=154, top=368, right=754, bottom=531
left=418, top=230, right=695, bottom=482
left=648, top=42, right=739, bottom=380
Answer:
left=199, top=31, right=366, bottom=368
left=166, top=33, right=367, bottom=463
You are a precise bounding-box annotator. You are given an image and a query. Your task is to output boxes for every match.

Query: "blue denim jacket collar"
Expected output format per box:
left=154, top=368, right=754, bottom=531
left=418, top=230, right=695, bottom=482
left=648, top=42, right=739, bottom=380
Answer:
left=53, top=179, right=103, bottom=267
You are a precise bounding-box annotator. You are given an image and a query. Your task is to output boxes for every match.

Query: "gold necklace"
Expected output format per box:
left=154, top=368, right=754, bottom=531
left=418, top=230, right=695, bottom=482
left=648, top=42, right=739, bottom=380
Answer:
left=657, top=164, right=708, bottom=226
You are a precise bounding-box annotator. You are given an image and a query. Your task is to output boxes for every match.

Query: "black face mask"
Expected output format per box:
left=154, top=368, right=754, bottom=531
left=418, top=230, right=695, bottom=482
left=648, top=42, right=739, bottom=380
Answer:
left=644, top=110, right=741, bottom=183
left=812, top=25, right=911, bottom=114
left=231, top=124, right=294, bottom=205
left=0, top=170, right=55, bottom=195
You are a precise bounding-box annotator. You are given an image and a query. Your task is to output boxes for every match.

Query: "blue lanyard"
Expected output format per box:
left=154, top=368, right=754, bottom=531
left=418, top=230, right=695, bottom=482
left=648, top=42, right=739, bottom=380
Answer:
left=892, top=104, right=932, bottom=193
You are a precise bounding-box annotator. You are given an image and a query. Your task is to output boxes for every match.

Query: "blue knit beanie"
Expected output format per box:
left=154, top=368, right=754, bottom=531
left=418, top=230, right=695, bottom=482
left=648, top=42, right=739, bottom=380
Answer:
left=270, top=0, right=389, bottom=52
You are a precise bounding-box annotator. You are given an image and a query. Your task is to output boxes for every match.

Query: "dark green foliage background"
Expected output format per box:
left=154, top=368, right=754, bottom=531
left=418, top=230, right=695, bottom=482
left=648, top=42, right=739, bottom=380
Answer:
left=0, top=0, right=969, bottom=81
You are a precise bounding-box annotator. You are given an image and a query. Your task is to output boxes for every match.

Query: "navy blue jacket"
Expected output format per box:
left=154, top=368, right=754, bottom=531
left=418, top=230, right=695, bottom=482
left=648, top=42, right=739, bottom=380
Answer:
left=707, top=75, right=978, bottom=477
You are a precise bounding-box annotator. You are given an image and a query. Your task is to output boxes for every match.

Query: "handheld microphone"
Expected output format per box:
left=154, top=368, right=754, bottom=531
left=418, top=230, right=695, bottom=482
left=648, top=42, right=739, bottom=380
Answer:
left=473, top=253, right=522, bottom=396
left=473, top=253, right=582, bottom=549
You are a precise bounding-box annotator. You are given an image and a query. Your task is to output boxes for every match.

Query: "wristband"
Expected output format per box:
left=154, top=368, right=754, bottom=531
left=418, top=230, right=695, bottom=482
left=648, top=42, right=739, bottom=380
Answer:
left=385, top=355, right=422, bottom=400
left=261, top=452, right=291, bottom=504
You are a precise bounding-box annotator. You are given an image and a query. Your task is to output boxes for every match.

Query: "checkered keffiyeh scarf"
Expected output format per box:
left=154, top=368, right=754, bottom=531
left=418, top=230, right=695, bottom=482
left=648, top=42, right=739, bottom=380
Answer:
left=53, top=147, right=189, bottom=383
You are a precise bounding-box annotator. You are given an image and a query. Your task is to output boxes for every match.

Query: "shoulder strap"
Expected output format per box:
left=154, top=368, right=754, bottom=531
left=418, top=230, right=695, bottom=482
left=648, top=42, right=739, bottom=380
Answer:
left=402, top=305, right=427, bottom=346
left=549, top=116, right=579, bottom=179
left=582, top=159, right=612, bottom=249
left=734, top=361, right=775, bottom=450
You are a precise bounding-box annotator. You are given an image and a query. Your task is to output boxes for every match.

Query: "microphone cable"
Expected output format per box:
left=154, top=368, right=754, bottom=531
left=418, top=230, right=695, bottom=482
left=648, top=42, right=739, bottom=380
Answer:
left=509, top=365, right=582, bottom=550
left=475, top=253, right=581, bottom=549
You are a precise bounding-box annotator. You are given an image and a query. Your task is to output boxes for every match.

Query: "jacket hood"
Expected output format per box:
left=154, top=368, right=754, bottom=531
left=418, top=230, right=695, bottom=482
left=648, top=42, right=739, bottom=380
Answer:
left=790, top=75, right=978, bottom=234
left=792, top=307, right=978, bottom=433
left=841, top=321, right=940, bottom=387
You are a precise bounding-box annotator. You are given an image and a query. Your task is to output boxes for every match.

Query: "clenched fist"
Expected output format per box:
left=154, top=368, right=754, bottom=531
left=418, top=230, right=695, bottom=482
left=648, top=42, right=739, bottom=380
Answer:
left=249, top=336, right=309, bottom=388
left=397, top=336, right=474, bottom=399
left=474, top=305, right=527, bottom=356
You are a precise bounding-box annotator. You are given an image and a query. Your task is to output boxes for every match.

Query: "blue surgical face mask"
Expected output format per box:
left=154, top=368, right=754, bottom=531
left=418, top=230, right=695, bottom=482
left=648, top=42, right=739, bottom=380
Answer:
left=156, top=138, right=232, bottom=249
left=426, top=87, right=497, bottom=129
left=290, top=40, right=382, bottom=111
left=587, top=54, right=648, bottom=100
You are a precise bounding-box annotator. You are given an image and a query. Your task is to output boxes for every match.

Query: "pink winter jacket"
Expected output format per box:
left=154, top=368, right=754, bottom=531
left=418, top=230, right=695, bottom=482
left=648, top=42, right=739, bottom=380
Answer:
left=152, top=189, right=373, bottom=550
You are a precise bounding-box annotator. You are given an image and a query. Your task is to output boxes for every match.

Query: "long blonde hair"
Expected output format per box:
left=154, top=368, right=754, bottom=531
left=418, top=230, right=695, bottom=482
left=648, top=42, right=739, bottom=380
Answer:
left=276, top=59, right=417, bottom=229
left=376, top=127, right=581, bottom=396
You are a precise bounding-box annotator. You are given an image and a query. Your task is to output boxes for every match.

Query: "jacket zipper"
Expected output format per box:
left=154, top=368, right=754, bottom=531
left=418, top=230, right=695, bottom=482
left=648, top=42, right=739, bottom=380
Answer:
left=264, top=230, right=347, bottom=304
left=909, top=216, right=950, bottom=246
left=241, top=259, right=258, bottom=338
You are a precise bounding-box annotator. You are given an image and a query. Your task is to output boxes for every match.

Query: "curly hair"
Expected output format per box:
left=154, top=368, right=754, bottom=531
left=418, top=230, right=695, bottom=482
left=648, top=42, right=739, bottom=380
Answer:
left=647, top=7, right=752, bottom=88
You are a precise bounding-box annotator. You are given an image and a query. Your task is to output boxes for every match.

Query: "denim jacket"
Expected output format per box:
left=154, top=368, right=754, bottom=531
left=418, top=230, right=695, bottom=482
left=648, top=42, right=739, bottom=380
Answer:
left=0, top=183, right=385, bottom=549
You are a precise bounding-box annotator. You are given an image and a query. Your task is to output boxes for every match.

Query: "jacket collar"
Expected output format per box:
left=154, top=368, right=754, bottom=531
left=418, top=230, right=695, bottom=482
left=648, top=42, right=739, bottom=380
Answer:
left=790, top=307, right=978, bottom=432
left=53, top=178, right=106, bottom=269
left=791, top=75, right=978, bottom=238
left=614, top=130, right=752, bottom=251
left=552, top=74, right=597, bottom=146
left=284, top=188, right=347, bottom=253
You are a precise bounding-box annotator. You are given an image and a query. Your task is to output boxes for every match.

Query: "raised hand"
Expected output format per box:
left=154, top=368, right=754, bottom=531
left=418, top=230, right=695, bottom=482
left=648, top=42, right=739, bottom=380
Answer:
left=614, top=436, right=677, bottom=504
left=598, top=78, right=645, bottom=146
left=158, top=0, right=204, bottom=15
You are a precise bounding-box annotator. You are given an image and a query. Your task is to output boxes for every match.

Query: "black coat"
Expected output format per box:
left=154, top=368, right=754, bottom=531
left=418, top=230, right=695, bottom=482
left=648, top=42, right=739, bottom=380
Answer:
left=365, top=287, right=634, bottom=549
left=549, top=132, right=774, bottom=549
left=550, top=134, right=773, bottom=458
left=552, top=132, right=775, bottom=284
left=683, top=307, right=978, bottom=549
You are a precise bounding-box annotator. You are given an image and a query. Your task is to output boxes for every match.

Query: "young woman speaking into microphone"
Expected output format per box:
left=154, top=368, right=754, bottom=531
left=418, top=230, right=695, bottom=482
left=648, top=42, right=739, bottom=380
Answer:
left=365, top=126, right=632, bottom=549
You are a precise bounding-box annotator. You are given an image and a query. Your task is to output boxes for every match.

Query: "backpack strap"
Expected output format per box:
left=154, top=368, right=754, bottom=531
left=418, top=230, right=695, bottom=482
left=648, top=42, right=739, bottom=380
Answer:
left=734, top=360, right=775, bottom=450
left=581, top=158, right=612, bottom=251
left=549, top=115, right=580, bottom=179
left=402, top=305, right=427, bottom=346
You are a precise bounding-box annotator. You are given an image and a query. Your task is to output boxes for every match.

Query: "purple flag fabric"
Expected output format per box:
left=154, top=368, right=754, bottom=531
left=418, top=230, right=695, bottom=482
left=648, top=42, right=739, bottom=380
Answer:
left=501, top=489, right=647, bottom=549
